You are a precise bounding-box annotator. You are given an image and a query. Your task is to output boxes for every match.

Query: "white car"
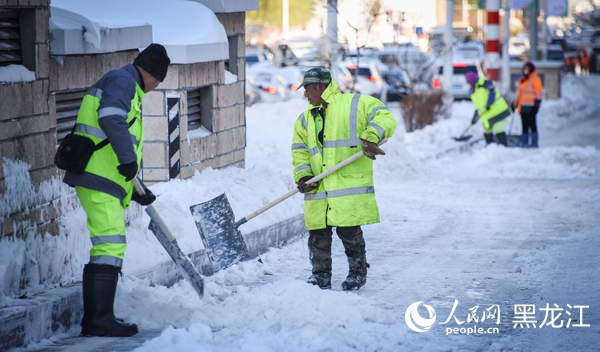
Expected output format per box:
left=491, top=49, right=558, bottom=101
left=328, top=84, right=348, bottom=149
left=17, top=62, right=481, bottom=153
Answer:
left=453, top=42, right=485, bottom=64
left=246, top=51, right=269, bottom=67
left=431, top=60, right=485, bottom=100
left=247, top=70, right=290, bottom=103
left=344, top=60, right=388, bottom=102
left=277, top=67, right=305, bottom=99
left=508, top=37, right=530, bottom=59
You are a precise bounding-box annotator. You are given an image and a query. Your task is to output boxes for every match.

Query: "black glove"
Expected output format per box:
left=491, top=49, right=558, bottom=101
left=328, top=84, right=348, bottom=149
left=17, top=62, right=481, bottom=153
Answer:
left=534, top=99, right=541, bottom=109
left=131, top=187, right=156, bottom=206
left=485, top=105, right=490, bottom=110
left=361, top=139, right=385, bottom=160
left=297, top=176, right=318, bottom=193
left=471, top=115, right=479, bottom=125
left=117, top=161, right=138, bottom=181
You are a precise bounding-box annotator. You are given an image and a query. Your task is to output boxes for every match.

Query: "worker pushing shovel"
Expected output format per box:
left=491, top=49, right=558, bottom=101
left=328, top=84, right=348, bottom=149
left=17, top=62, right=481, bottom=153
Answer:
left=462, top=71, right=510, bottom=146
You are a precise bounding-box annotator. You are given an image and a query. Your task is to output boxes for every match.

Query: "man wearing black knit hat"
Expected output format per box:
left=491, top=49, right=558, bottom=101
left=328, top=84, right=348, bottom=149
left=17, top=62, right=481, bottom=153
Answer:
left=62, top=43, right=170, bottom=337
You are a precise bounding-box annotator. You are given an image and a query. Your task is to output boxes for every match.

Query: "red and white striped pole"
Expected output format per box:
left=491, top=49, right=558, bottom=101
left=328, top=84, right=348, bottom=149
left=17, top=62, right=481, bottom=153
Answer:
left=486, top=0, right=500, bottom=82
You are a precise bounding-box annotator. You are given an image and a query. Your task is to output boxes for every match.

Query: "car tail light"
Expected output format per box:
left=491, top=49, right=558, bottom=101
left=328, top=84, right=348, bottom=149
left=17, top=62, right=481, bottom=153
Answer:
left=290, top=83, right=299, bottom=91
left=453, top=62, right=468, bottom=68
left=262, top=87, right=278, bottom=94
left=347, top=64, right=358, bottom=70
left=432, top=78, right=441, bottom=89
left=367, top=75, right=377, bottom=82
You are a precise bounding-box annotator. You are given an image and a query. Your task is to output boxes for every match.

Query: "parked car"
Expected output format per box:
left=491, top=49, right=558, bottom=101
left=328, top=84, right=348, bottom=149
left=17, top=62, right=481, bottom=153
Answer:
left=344, top=60, right=388, bottom=102
left=453, top=42, right=485, bottom=63
left=375, top=46, right=433, bottom=84
left=381, top=68, right=412, bottom=102
left=333, top=65, right=356, bottom=94
left=245, top=76, right=262, bottom=106
left=247, top=70, right=290, bottom=103
left=508, top=37, right=530, bottom=60
left=431, top=60, right=485, bottom=100
left=246, top=51, right=269, bottom=67
left=277, top=67, right=305, bottom=99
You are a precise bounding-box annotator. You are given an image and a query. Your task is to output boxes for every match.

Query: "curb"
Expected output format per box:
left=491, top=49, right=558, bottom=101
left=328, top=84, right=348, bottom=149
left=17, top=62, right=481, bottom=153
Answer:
left=0, top=214, right=306, bottom=351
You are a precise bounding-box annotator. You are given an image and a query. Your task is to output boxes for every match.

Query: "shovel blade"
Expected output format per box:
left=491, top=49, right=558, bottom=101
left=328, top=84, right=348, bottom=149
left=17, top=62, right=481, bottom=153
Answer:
left=189, top=193, right=249, bottom=272
left=453, top=135, right=473, bottom=142
left=507, top=134, right=522, bottom=147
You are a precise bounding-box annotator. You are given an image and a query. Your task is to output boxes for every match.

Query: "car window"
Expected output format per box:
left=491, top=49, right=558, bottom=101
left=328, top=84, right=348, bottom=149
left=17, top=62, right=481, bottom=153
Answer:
left=456, top=48, right=481, bottom=59
left=437, top=65, right=477, bottom=75
left=255, top=72, right=272, bottom=82
left=453, top=66, right=477, bottom=75
left=347, top=67, right=372, bottom=77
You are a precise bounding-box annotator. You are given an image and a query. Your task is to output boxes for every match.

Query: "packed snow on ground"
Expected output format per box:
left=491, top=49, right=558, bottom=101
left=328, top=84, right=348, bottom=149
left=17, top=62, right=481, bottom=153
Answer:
left=14, top=74, right=600, bottom=351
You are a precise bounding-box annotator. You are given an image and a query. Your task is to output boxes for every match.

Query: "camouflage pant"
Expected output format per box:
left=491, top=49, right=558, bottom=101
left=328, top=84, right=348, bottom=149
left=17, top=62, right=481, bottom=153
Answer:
left=308, top=226, right=369, bottom=276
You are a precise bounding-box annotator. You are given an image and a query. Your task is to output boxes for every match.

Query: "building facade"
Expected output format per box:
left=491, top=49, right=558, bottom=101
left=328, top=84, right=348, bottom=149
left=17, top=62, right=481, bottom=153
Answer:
left=0, top=0, right=256, bottom=296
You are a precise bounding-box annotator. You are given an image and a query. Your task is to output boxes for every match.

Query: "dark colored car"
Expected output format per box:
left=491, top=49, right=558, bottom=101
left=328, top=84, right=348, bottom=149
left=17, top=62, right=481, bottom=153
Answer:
left=381, top=69, right=412, bottom=102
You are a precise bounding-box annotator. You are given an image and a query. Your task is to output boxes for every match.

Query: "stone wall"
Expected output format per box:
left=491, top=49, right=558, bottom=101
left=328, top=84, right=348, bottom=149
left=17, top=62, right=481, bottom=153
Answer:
left=0, top=4, right=250, bottom=297
left=0, top=0, right=61, bottom=239
left=142, top=12, right=248, bottom=184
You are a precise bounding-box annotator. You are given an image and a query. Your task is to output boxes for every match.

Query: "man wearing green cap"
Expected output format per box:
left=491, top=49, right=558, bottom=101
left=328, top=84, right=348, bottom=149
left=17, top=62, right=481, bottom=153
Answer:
left=292, top=67, right=397, bottom=290
left=63, top=43, right=170, bottom=337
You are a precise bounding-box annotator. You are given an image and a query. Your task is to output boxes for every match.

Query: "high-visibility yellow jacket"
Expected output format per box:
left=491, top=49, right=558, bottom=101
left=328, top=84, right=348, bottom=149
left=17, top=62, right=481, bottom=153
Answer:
left=516, top=71, right=543, bottom=114
left=470, top=77, right=510, bottom=130
left=292, top=78, right=397, bottom=230
left=63, top=64, right=145, bottom=208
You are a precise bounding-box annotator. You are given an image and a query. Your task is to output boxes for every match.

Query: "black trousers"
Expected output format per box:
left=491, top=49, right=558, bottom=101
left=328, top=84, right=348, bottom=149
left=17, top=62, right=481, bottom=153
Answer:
left=521, top=111, right=538, bottom=134
left=308, top=226, right=367, bottom=275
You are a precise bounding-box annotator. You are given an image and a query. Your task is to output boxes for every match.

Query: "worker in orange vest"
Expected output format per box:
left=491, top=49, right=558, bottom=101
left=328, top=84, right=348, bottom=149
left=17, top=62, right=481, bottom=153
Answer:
left=514, top=61, right=543, bottom=148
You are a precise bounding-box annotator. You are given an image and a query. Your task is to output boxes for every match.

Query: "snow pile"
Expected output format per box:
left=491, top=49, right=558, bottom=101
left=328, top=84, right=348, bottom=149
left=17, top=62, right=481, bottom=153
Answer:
left=0, top=64, right=36, bottom=84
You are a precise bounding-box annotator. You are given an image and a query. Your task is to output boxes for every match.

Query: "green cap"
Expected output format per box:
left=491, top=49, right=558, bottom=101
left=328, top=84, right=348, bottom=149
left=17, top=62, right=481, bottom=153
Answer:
left=298, top=68, right=332, bottom=90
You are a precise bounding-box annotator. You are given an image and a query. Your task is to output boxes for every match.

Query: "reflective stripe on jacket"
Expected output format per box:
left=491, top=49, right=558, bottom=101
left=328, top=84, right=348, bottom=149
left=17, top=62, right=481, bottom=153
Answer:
left=63, top=64, right=145, bottom=208
left=292, top=78, right=397, bottom=230
left=470, top=77, right=509, bottom=130
left=516, top=71, right=543, bottom=113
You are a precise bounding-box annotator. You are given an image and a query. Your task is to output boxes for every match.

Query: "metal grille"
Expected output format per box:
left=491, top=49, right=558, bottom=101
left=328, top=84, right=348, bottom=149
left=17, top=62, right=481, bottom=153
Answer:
left=55, top=89, right=86, bottom=143
left=0, top=10, right=22, bottom=66
left=187, top=88, right=202, bottom=131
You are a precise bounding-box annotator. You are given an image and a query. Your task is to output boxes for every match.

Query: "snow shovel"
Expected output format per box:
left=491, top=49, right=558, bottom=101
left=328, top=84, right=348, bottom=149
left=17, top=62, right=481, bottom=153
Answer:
left=133, top=178, right=205, bottom=298
left=453, top=120, right=476, bottom=142
left=506, top=109, right=522, bottom=147
left=189, top=139, right=388, bottom=272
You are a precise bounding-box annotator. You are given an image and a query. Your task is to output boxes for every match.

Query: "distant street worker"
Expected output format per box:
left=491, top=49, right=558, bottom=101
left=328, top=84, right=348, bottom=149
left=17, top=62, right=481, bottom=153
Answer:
left=514, top=61, right=543, bottom=148
left=291, top=68, right=397, bottom=291
left=465, top=71, right=510, bottom=146
left=62, top=43, right=170, bottom=337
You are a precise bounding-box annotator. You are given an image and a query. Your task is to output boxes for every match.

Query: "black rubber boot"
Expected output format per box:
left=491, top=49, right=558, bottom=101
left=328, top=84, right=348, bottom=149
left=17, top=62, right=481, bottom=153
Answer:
left=496, top=132, right=507, bottom=146
left=337, top=226, right=369, bottom=291
left=484, top=133, right=494, bottom=144
left=307, top=273, right=332, bottom=289
left=81, top=263, right=138, bottom=337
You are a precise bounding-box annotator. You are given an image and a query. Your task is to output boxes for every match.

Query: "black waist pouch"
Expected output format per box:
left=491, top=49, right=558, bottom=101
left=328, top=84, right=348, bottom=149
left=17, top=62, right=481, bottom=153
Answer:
left=55, top=118, right=135, bottom=174
left=54, top=134, right=99, bottom=174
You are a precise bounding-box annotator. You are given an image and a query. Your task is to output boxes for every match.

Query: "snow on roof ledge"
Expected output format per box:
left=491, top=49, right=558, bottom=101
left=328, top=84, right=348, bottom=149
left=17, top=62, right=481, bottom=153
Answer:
left=50, top=0, right=229, bottom=63
left=49, top=6, right=152, bottom=55
left=164, top=43, right=228, bottom=65
left=190, top=0, right=259, bottom=13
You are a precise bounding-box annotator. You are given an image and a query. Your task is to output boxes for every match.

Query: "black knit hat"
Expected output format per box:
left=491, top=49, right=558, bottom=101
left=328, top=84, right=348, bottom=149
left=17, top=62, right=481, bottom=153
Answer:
left=133, top=43, right=170, bottom=82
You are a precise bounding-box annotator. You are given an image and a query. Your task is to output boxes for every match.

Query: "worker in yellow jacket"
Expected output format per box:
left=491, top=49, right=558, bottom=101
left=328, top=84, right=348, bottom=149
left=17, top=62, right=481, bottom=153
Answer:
left=515, top=61, right=543, bottom=148
left=63, top=44, right=170, bottom=337
left=292, top=68, right=397, bottom=291
left=465, top=71, right=510, bottom=146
